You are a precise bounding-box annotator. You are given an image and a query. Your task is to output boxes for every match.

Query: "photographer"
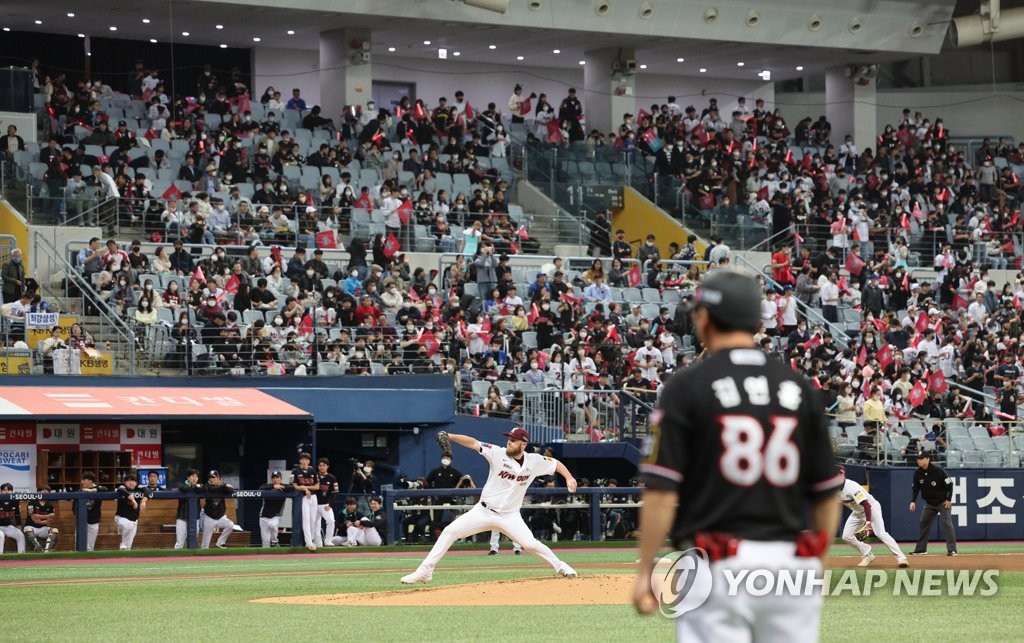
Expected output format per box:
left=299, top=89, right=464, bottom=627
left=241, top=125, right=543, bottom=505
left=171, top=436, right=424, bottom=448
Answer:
left=350, top=459, right=377, bottom=514
left=396, top=475, right=431, bottom=543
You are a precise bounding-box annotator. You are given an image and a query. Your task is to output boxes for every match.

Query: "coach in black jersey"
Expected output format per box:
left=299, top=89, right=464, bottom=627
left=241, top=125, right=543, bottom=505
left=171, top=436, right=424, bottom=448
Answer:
left=0, top=483, right=25, bottom=554
left=77, top=472, right=108, bottom=551
left=632, top=270, right=843, bottom=642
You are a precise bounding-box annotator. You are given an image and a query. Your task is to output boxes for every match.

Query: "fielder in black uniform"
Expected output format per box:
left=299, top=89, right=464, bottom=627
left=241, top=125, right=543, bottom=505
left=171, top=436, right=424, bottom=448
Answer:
left=0, top=483, right=25, bottom=554
left=175, top=469, right=203, bottom=549
left=25, top=487, right=59, bottom=552
left=201, top=470, right=235, bottom=549
left=632, top=270, right=843, bottom=643
left=909, top=452, right=957, bottom=555
left=292, top=453, right=319, bottom=551
left=115, top=475, right=150, bottom=550
left=315, top=458, right=339, bottom=547
left=77, top=472, right=107, bottom=551
left=258, top=471, right=288, bottom=547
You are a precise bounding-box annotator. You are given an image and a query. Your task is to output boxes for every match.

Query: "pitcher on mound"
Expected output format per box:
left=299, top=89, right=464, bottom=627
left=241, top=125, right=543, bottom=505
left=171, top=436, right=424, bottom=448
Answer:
left=401, top=427, right=578, bottom=584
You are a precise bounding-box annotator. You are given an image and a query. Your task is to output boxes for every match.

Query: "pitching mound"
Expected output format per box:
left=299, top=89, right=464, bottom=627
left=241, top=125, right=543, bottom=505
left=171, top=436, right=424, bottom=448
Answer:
left=254, top=574, right=632, bottom=606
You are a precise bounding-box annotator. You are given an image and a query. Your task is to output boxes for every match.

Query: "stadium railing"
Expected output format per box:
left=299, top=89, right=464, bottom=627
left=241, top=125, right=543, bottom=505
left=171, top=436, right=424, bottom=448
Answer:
left=382, top=486, right=643, bottom=544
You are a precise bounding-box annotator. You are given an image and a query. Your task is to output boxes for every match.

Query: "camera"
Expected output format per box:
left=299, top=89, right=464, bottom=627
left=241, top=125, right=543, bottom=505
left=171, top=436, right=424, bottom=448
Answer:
left=397, top=474, right=423, bottom=489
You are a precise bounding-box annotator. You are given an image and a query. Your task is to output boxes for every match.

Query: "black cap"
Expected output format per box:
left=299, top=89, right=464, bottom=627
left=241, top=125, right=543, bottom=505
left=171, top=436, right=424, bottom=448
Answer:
left=693, top=270, right=762, bottom=333
left=118, top=120, right=127, bottom=127
left=271, top=470, right=282, bottom=478
left=208, top=469, right=221, bottom=478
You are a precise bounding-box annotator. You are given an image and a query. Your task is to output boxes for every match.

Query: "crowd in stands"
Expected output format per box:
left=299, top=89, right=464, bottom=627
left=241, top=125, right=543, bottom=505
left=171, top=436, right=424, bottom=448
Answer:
left=5, top=57, right=1024, bottom=463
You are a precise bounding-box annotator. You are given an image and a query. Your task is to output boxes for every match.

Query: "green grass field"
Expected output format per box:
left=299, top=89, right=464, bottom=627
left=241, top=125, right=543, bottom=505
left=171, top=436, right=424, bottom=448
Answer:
left=0, top=544, right=1021, bottom=642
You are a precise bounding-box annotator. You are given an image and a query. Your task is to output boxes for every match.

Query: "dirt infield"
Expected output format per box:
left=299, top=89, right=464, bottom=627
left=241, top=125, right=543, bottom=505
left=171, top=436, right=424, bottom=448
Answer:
left=255, top=574, right=632, bottom=606
left=254, top=553, right=1024, bottom=608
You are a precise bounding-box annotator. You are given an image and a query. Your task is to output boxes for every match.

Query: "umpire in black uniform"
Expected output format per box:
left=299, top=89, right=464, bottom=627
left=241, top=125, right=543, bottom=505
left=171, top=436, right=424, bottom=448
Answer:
left=909, top=452, right=957, bottom=556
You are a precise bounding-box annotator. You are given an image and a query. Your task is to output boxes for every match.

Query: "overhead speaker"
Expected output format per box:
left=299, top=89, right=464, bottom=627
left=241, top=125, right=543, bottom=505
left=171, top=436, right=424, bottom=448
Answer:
left=638, top=1, right=654, bottom=19
left=808, top=14, right=823, bottom=31
left=909, top=22, right=924, bottom=38
left=848, top=17, right=863, bottom=34
left=746, top=9, right=760, bottom=27
left=594, top=1, right=611, bottom=16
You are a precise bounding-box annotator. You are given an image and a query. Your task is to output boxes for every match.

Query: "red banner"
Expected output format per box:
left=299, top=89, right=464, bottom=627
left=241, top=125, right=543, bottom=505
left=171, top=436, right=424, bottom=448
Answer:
left=384, top=232, right=400, bottom=258
left=627, top=264, right=642, bottom=288
left=315, top=230, right=337, bottom=249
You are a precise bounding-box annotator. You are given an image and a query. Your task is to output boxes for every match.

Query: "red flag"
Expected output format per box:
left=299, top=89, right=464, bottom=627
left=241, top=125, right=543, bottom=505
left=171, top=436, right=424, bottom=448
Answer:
left=804, top=334, right=822, bottom=349
left=877, top=344, right=893, bottom=371
left=561, top=292, right=583, bottom=307
left=315, top=229, right=337, bottom=249
left=527, top=303, right=539, bottom=324
left=964, top=398, right=975, bottom=418
left=627, top=264, right=641, bottom=287
left=802, top=153, right=812, bottom=169
left=162, top=184, right=182, bottom=201
left=933, top=320, right=943, bottom=338
left=297, top=312, right=313, bottom=335
left=844, top=252, right=865, bottom=277
left=193, top=264, right=205, bottom=284
left=225, top=274, right=240, bottom=295
left=519, top=97, right=532, bottom=116
left=914, top=312, right=929, bottom=333
left=872, top=317, right=887, bottom=333
left=909, top=381, right=928, bottom=407
left=354, top=193, right=373, bottom=210
left=638, top=108, right=651, bottom=121
left=784, top=149, right=794, bottom=166
left=407, top=287, right=421, bottom=302
left=372, top=131, right=385, bottom=145
left=911, top=200, right=923, bottom=220
left=463, top=102, right=474, bottom=120
left=420, top=330, right=439, bottom=356
left=517, top=225, right=529, bottom=240
left=952, top=292, right=968, bottom=311
left=857, top=344, right=867, bottom=366
left=928, top=370, right=948, bottom=393
left=394, top=105, right=403, bottom=119
left=383, top=231, right=400, bottom=258
left=902, top=273, right=909, bottom=290
left=397, top=198, right=413, bottom=225
left=900, top=212, right=910, bottom=229
left=546, top=120, right=563, bottom=143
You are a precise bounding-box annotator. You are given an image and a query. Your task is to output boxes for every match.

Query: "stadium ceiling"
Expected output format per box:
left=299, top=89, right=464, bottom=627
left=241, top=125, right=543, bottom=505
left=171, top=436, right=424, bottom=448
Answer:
left=3, top=0, right=958, bottom=81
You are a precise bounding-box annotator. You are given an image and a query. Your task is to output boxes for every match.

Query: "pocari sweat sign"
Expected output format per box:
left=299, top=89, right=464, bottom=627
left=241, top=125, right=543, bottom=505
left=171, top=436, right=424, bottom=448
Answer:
left=0, top=448, right=36, bottom=491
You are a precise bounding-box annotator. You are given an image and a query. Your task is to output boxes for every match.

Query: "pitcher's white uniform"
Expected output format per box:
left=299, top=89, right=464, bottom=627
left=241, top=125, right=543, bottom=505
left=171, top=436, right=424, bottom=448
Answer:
left=403, top=440, right=573, bottom=581
left=840, top=478, right=907, bottom=566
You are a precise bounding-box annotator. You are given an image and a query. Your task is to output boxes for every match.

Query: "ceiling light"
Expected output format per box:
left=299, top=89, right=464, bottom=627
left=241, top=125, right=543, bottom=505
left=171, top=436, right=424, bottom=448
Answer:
left=108, top=26, right=117, bottom=31
left=553, top=49, right=560, bottom=54
left=142, top=18, right=151, bottom=24
left=181, top=31, right=189, bottom=36
left=516, top=55, right=524, bottom=61
left=489, top=44, right=497, bottom=50
left=796, top=65, right=804, bottom=71
left=639, top=64, right=647, bottom=69
left=220, top=44, right=228, bottom=49
left=423, top=40, right=431, bottom=45
left=453, top=51, right=461, bottom=56
left=677, top=57, right=685, bottom=63
left=439, top=48, right=448, bottom=59
left=758, top=70, right=772, bottom=81
left=737, top=62, right=745, bottom=67
left=34, top=20, right=42, bottom=25
left=388, top=46, right=396, bottom=52
left=67, top=12, right=75, bottom=18
left=78, top=33, right=85, bottom=38
left=150, top=38, right=158, bottom=43
left=253, top=37, right=261, bottom=42
left=699, top=68, right=707, bottom=73
left=287, top=30, right=295, bottom=35
left=215, top=24, right=224, bottom=30
left=578, top=60, right=586, bottom=65
left=2, top=28, right=10, bottom=32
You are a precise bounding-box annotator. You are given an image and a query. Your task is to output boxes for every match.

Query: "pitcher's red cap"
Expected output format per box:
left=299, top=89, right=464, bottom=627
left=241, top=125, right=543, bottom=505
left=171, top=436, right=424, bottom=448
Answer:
left=503, top=427, right=530, bottom=443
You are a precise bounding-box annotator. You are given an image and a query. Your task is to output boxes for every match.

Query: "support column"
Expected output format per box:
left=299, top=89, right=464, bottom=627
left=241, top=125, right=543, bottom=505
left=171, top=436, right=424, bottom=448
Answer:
left=825, top=66, right=876, bottom=154
left=319, top=28, right=373, bottom=122
left=583, top=47, right=636, bottom=136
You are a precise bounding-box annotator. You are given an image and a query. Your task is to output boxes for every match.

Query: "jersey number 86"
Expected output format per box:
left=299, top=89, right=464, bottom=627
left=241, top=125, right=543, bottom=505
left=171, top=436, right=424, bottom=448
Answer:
left=719, top=415, right=800, bottom=487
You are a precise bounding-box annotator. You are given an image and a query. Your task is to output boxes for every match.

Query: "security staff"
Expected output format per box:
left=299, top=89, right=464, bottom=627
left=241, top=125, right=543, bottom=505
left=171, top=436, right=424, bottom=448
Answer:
left=909, top=452, right=957, bottom=556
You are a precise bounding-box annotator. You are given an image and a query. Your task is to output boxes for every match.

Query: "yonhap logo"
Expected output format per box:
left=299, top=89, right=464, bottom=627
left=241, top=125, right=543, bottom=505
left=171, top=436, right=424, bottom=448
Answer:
left=651, top=547, right=713, bottom=617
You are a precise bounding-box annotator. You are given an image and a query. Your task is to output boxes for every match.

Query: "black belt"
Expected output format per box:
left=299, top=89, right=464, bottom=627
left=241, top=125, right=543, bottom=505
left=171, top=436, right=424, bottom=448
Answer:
left=481, top=502, right=499, bottom=513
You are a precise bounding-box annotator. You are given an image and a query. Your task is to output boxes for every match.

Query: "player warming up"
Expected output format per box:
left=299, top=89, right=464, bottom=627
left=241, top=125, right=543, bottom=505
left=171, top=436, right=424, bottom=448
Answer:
left=838, top=465, right=907, bottom=568
left=631, top=270, right=843, bottom=643
left=401, top=427, right=578, bottom=584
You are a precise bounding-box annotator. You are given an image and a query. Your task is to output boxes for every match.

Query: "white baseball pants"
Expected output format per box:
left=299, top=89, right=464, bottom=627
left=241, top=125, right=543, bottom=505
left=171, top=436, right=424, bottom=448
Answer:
left=114, top=516, right=137, bottom=550
left=86, top=523, right=99, bottom=551
left=299, top=495, right=318, bottom=547
left=25, top=526, right=52, bottom=541
left=676, top=540, right=824, bottom=643
left=259, top=516, right=280, bottom=547
left=346, top=525, right=383, bottom=546
left=414, top=504, right=563, bottom=576
left=315, top=505, right=335, bottom=546
left=842, top=501, right=905, bottom=560
left=174, top=519, right=188, bottom=549
left=0, top=524, right=25, bottom=553
left=489, top=530, right=521, bottom=551
left=201, top=516, right=234, bottom=548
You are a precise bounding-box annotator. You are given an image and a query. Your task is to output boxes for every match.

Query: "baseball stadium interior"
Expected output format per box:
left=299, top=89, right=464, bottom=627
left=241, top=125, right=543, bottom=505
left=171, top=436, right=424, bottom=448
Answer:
left=1, top=0, right=1024, bottom=558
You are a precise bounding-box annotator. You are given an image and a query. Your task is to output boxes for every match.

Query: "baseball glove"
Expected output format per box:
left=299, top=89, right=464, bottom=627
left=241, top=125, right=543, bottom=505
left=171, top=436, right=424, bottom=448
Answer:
left=437, top=431, right=452, bottom=453
left=854, top=523, right=873, bottom=542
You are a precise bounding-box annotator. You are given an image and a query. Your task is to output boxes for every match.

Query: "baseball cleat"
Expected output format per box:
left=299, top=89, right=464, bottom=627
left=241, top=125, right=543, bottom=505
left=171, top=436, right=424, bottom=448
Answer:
left=948, top=551, right=958, bottom=557
left=306, top=543, right=317, bottom=552
left=401, top=571, right=432, bottom=584
left=216, top=544, right=228, bottom=549
left=488, top=550, right=498, bottom=556
left=556, top=563, right=578, bottom=578
left=898, top=558, right=909, bottom=568
left=909, top=551, right=928, bottom=555
left=857, top=553, right=876, bottom=567
left=514, top=549, right=522, bottom=555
